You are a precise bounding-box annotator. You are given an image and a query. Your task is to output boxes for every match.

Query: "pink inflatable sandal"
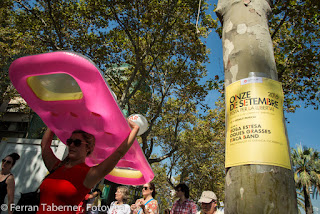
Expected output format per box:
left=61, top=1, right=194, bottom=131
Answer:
left=9, top=51, right=154, bottom=185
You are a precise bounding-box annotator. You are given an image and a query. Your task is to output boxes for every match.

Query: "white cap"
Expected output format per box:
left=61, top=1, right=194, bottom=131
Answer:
left=198, top=191, right=217, bottom=203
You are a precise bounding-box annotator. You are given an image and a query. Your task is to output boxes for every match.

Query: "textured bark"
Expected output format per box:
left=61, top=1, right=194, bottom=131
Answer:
left=216, top=0, right=298, bottom=213
left=303, top=187, right=313, bottom=214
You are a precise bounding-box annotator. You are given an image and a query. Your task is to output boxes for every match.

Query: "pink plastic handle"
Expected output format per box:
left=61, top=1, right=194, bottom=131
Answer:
left=9, top=51, right=154, bottom=185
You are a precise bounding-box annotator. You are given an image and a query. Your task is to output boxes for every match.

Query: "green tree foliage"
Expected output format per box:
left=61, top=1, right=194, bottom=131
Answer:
left=164, top=98, right=225, bottom=202
left=0, top=0, right=37, bottom=104
left=2, top=0, right=218, bottom=161
left=270, top=0, right=320, bottom=112
left=296, top=190, right=305, bottom=214
left=291, top=146, right=320, bottom=214
left=2, top=0, right=224, bottom=191
left=151, top=162, right=174, bottom=211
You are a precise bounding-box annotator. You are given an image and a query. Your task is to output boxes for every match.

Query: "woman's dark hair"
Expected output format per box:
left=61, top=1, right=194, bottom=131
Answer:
left=175, top=183, right=189, bottom=198
left=7, top=153, right=20, bottom=166
left=71, top=130, right=95, bottom=156
left=148, top=182, right=156, bottom=198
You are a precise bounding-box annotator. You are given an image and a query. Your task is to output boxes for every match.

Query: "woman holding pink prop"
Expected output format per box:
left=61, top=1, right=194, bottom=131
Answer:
left=37, top=120, right=139, bottom=214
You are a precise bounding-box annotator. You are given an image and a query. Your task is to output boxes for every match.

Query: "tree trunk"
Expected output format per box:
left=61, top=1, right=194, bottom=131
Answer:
left=216, top=0, right=298, bottom=213
left=303, top=186, right=313, bottom=214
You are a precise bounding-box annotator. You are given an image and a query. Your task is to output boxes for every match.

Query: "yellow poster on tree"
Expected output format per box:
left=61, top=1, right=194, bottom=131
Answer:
left=225, top=77, right=291, bottom=169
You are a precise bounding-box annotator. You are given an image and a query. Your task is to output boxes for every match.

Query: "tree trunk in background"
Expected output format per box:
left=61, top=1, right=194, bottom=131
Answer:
left=216, top=0, right=298, bottom=213
left=303, top=186, right=313, bottom=214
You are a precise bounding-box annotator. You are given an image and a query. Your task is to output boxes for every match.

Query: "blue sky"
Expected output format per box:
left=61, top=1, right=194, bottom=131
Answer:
left=286, top=108, right=320, bottom=214
left=286, top=108, right=320, bottom=151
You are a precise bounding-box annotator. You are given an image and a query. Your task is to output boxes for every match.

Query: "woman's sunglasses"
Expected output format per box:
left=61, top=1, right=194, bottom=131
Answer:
left=66, top=138, right=87, bottom=147
left=143, top=186, right=150, bottom=190
left=2, top=159, right=12, bottom=164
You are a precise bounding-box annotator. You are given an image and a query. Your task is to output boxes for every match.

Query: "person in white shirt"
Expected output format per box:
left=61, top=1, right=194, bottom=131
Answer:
left=108, top=186, right=131, bottom=214
left=197, top=191, right=223, bottom=214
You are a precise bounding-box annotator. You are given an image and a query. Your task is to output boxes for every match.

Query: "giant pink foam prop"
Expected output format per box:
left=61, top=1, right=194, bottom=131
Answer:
left=9, top=51, right=154, bottom=185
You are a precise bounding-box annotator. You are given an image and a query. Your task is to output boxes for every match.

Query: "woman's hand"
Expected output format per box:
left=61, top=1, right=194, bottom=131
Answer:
left=128, top=119, right=140, bottom=132
left=131, top=204, right=137, bottom=211
left=140, top=203, right=146, bottom=210
left=137, top=200, right=147, bottom=213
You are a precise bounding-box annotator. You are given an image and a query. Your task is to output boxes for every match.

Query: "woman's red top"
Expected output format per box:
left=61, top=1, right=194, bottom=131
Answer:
left=37, top=163, right=91, bottom=213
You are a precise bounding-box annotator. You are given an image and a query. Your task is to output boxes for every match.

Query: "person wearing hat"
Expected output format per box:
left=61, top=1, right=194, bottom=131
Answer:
left=197, top=191, right=223, bottom=214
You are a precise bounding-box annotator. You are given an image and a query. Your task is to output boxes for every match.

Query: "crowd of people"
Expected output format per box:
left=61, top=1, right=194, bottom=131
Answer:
left=0, top=121, right=223, bottom=214
left=76, top=182, right=223, bottom=214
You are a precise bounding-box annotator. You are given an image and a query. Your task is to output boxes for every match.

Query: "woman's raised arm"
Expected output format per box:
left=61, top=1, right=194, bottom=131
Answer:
left=41, top=128, right=60, bottom=172
left=84, top=120, right=139, bottom=188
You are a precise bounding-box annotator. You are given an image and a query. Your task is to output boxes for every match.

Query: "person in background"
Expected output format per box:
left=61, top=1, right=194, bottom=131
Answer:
left=131, top=182, right=158, bottom=214
left=170, top=183, right=197, bottom=214
left=38, top=120, right=139, bottom=213
left=0, top=153, right=20, bottom=214
left=197, top=191, right=223, bottom=214
left=76, top=188, right=101, bottom=214
left=86, top=188, right=102, bottom=214
left=108, top=186, right=130, bottom=214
